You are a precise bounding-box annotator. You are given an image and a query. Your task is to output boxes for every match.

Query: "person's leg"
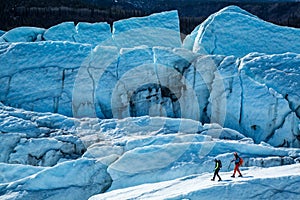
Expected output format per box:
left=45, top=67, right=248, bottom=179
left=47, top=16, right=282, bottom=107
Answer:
left=232, top=164, right=238, bottom=177
left=216, top=169, right=221, bottom=181
left=236, top=166, right=242, bottom=176
left=212, top=170, right=217, bottom=180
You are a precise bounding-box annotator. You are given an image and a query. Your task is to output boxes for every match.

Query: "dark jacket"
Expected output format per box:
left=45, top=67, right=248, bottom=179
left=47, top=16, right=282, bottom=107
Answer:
left=215, top=159, right=222, bottom=170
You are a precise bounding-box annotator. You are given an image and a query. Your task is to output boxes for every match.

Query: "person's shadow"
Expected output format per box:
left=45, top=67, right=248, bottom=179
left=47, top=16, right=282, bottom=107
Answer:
left=221, top=179, right=232, bottom=182
left=221, top=175, right=254, bottom=182
left=240, top=175, right=254, bottom=178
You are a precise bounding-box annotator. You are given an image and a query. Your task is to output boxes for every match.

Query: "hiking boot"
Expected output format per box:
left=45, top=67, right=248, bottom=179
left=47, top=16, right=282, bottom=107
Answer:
left=211, top=179, right=215, bottom=181
left=238, top=174, right=243, bottom=177
left=218, top=179, right=222, bottom=182
left=231, top=175, right=235, bottom=178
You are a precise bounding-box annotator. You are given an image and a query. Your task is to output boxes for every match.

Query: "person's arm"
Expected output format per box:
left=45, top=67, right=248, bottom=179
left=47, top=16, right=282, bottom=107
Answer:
left=215, top=162, right=219, bottom=170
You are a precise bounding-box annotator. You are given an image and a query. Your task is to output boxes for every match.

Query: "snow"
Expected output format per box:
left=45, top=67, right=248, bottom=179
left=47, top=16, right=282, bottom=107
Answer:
left=105, top=131, right=299, bottom=190
left=0, top=5, right=300, bottom=200
left=89, top=164, right=300, bottom=200
left=183, top=6, right=300, bottom=57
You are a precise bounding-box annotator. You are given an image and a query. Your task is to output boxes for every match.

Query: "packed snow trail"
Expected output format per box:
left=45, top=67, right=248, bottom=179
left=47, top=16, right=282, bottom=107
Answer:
left=89, top=164, right=300, bottom=200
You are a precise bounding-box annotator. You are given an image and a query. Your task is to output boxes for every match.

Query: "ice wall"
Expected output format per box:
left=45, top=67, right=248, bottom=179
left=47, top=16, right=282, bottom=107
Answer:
left=0, top=6, right=299, bottom=147
left=1, top=42, right=299, bottom=147
left=183, top=6, right=300, bottom=57
left=0, top=10, right=181, bottom=48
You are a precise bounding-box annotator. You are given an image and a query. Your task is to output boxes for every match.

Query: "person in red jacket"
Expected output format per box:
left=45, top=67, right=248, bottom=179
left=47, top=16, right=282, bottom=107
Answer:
left=231, top=152, right=243, bottom=178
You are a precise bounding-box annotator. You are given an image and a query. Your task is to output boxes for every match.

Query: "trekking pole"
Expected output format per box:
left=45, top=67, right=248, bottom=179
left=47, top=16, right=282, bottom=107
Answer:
left=227, top=162, right=231, bottom=170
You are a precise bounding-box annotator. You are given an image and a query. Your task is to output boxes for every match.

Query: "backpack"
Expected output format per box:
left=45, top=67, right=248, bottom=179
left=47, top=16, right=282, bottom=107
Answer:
left=239, top=157, right=243, bottom=166
left=218, top=159, right=222, bottom=168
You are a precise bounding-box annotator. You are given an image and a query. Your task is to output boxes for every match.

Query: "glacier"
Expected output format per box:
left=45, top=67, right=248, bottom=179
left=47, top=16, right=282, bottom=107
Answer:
left=183, top=6, right=300, bottom=57
left=90, top=164, right=300, bottom=200
left=0, top=5, right=300, bottom=200
left=0, top=10, right=180, bottom=48
left=0, top=103, right=299, bottom=199
left=1, top=42, right=299, bottom=147
left=0, top=27, right=45, bottom=42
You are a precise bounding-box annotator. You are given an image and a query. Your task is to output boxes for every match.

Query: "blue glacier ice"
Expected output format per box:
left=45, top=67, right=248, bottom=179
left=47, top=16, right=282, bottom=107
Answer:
left=0, top=5, right=300, bottom=200
left=0, top=10, right=181, bottom=48
left=74, top=22, right=112, bottom=46
left=0, top=30, right=5, bottom=37
left=0, top=27, right=45, bottom=42
left=112, top=10, right=182, bottom=48
left=0, top=41, right=92, bottom=116
left=0, top=42, right=299, bottom=147
left=43, top=22, right=77, bottom=42
left=183, top=6, right=300, bottom=57
left=0, top=103, right=299, bottom=199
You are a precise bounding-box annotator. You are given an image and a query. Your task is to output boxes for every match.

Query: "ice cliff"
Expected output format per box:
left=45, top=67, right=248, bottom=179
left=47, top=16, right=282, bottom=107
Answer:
left=1, top=7, right=299, bottom=147
left=183, top=6, right=300, bottom=57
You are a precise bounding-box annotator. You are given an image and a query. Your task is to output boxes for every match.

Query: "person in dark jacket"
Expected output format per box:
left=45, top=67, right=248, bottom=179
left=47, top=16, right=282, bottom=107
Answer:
left=211, top=158, right=222, bottom=181
left=231, top=152, right=243, bottom=177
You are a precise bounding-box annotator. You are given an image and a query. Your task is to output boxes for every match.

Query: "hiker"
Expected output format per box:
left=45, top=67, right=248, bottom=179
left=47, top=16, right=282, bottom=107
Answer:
left=231, top=152, right=243, bottom=177
left=211, top=158, right=222, bottom=181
